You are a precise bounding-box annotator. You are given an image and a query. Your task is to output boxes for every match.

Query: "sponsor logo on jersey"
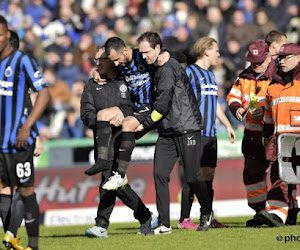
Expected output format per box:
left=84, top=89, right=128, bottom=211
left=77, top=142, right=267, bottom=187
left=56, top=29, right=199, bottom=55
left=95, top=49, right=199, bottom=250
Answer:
left=34, top=71, right=42, bottom=79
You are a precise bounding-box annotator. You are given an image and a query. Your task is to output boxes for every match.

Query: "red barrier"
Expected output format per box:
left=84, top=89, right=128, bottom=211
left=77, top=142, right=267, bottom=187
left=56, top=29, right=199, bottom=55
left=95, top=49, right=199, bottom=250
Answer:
left=35, top=158, right=246, bottom=213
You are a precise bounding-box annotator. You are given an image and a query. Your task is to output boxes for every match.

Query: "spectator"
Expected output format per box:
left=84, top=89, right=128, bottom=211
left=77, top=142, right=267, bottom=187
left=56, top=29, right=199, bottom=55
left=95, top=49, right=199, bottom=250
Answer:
left=32, top=9, right=66, bottom=49
left=74, top=33, right=96, bottom=73
left=254, top=8, right=277, bottom=40
left=24, top=0, right=48, bottom=25
left=83, top=7, right=101, bottom=33
left=22, top=28, right=45, bottom=64
left=219, top=0, right=237, bottom=23
left=46, top=33, right=76, bottom=57
left=114, top=17, right=131, bottom=45
left=264, top=0, right=290, bottom=33
left=41, top=68, right=71, bottom=140
left=161, top=14, right=179, bottom=39
left=102, top=3, right=117, bottom=30
left=57, top=52, right=82, bottom=89
left=238, top=0, right=257, bottom=24
left=226, top=9, right=257, bottom=49
left=3, top=2, right=24, bottom=31
left=148, top=0, right=166, bottom=31
left=206, top=5, right=227, bottom=54
left=222, top=38, right=247, bottom=94
left=186, top=12, right=210, bottom=46
left=93, top=23, right=109, bottom=46
left=163, top=26, right=194, bottom=65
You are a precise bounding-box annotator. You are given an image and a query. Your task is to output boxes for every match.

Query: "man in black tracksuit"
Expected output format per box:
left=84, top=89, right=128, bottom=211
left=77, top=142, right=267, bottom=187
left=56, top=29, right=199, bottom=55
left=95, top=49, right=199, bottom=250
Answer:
left=80, top=46, right=157, bottom=237
left=136, top=32, right=212, bottom=234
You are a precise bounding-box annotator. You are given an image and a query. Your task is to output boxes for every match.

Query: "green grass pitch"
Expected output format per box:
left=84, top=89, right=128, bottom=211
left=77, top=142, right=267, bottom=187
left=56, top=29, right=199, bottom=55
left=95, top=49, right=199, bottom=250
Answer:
left=4, top=216, right=300, bottom=250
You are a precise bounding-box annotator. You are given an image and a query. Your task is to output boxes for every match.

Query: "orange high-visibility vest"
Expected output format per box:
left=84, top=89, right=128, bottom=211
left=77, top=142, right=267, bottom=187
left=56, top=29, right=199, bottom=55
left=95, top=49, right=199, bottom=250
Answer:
left=227, top=64, right=274, bottom=131
left=264, top=66, right=300, bottom=134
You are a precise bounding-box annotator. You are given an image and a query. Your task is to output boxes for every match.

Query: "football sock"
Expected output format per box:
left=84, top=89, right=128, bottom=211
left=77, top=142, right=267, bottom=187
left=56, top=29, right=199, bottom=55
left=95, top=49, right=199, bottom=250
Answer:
left=22, top=193, right=39, bottom=249
left=6, top=191, right=24, bottom=235
left=85, top=121, right=112, bottom=175
left=117, top=132, right=135, bottom=177
left=0, top=194, right=12, bottom=232
left=95, top=121, right=111, bottom=161
left=206, top=181, right=213, bottom=207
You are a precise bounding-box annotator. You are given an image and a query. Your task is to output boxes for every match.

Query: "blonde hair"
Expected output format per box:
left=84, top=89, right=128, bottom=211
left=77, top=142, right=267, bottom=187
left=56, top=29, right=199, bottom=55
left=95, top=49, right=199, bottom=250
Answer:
left=193, top=37, right=217, bottom=58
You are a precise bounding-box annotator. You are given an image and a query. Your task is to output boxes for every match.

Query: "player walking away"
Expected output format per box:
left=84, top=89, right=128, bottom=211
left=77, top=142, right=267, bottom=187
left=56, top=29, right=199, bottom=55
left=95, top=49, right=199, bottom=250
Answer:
left=0, top=15, right=50, bottom=250
left=136, top=31, right=213, bottom=234
left=0, top=29, right=44, bottom=241
left=265, top=30, right=299, bottom=225
left=258, top=43, right=300, bottom=227
left=227, top=41, right=277, bottom=227
left=178, top=37, right=235, bottom=230
left=81, top=45, right=157, bottom=237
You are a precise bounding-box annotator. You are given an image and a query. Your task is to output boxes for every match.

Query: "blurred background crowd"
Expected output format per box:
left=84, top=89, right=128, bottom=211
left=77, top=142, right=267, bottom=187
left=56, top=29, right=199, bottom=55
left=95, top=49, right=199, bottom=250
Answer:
left=1, top=0, right=300, bottom=140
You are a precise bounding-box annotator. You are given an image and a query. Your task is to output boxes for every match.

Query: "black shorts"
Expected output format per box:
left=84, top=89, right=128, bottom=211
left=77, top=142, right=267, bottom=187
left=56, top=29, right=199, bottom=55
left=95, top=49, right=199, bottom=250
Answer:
left=119, top=105, right=134, bottom=118
left=0, top=144, right=35, bottom=188
left=199, top=136, right=217, bottom=168
left=132, top=105, right=152, bottom=124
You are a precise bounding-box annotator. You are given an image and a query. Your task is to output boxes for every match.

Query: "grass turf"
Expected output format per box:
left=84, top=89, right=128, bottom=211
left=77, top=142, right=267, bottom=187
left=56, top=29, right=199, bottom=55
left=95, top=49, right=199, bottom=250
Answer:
left=4, top=216, right=300, bottom=250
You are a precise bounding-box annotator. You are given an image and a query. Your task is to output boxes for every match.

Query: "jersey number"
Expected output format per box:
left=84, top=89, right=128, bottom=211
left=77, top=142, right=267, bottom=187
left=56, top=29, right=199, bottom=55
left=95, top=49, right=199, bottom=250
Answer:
left=16, top=162, right=31, bottom=178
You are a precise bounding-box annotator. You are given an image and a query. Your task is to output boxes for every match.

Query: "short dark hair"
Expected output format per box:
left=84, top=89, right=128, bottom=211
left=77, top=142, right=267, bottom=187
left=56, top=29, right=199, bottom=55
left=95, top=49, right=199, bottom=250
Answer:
left=95, top=44, right=104, bottom=53
left=9, top=30, right=19, bottom=49
left=104, top=37, right=126, bottom=56
left=137, top=32, right=162, bottom=49
left=0, top=15, right=8, bottom=30
left=265, top=30, right=286, bottom=46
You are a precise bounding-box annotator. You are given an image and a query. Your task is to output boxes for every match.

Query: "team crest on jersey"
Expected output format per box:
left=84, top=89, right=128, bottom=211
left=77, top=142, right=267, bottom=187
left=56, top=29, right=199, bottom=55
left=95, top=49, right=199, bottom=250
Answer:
left=119, top=84, right=127, bottom=92
left=120, top=84, right=127, bottom=98
left=4, top=66, right=13, bottom=78
left=34, top=71, right=42, bottom=79
left=137, top=64, right=145, bottom=73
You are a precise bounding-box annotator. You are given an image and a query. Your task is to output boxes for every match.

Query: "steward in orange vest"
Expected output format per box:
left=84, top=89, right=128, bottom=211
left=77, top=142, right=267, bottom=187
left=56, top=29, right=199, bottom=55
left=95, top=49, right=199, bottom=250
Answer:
left=258, top=43, right=300, bottom=227
left=227, top=41, right=277, bottom=227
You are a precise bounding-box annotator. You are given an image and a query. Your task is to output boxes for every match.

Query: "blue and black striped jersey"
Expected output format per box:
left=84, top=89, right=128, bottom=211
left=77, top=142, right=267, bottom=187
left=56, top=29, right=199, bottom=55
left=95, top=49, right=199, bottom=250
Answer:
left=0, top=50, right=48, bottom=153
left=118, top=49, right=151, bottom=107
left=186, top=64, right=218, bottom=137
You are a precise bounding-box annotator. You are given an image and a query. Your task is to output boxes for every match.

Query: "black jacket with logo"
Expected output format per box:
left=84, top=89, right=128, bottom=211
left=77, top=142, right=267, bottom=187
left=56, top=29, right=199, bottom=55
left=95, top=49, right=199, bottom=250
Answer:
left=144, top=58, right=203, bottom=136
left=80, top=76, right=133, bottom=130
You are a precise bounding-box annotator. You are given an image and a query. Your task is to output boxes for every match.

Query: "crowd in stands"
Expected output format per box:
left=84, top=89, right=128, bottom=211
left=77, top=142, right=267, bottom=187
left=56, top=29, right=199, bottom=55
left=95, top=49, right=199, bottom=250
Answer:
left=2, top=0, right=300, bottom=140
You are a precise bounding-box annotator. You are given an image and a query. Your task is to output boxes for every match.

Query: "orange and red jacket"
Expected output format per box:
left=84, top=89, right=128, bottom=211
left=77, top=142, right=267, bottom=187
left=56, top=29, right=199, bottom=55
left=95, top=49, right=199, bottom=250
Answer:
left=263, top=62, right=300, bottom=137
left=227, top=59, right=277, bottom=132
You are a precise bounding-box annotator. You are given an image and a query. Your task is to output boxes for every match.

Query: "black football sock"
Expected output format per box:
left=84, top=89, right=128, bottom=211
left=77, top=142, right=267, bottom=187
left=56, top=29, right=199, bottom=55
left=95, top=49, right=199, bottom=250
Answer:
left=6, top=192, right=24, bottom=235
left=95, top=121, right=111, bottom=161
left=22, top=193, right=39, bottom=249
left=85, top=121, right=111, bottom=175
left=0, top=194, right=12, bottom=233
left=117, top=132, right=135, bottom=177
left=206, top=181, right=213, bottom=208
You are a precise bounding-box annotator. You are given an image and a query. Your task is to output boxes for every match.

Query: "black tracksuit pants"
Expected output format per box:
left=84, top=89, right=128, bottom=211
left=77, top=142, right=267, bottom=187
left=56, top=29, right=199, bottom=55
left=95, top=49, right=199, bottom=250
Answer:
left=154, top=131, right=212, bottom=228
left=95, top=131, right=151, bottom=228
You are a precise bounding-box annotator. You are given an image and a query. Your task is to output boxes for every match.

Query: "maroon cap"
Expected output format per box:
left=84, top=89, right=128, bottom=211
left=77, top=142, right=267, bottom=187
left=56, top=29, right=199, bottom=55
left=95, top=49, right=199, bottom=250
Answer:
left=246, top=41, right=269, bottom=63
left=278, top=43, right=300, bottom=56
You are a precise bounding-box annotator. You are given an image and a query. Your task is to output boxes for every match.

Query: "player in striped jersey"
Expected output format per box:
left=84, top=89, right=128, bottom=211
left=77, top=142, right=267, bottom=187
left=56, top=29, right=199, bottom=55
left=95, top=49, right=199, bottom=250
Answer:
left=84, top=37, right=152, bottom=189
left=85, top=37, right=172, bottom=190
left=178, top=37, right=235, bottom=229
left=0, top=16, right=50, bottom=250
